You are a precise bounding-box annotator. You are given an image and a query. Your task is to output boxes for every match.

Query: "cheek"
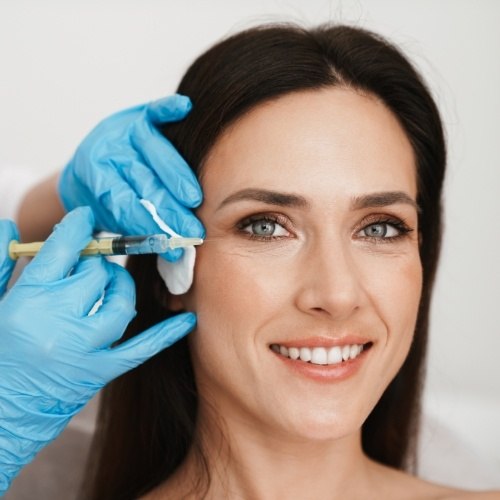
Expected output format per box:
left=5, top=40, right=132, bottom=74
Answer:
left=365, top=251, right=423, bottom=367
left=386, top=255, right=422, bottom=332
left=184, top=244, right=293, bottom=360
left=189, top=243, right=297, bottom=320
left=350, top=251, right=422, bottom=416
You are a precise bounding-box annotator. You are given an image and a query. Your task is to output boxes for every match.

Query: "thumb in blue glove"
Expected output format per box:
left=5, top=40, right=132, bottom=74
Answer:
left=58, top=94, right=205, bottom=262
left=0, top=207, right=196, bottom=495
left=0, top=219, right=18, bottom=296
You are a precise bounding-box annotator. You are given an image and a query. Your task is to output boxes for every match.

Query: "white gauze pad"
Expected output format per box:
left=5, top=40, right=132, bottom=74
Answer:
left=140, top=199, right=196, bottom=295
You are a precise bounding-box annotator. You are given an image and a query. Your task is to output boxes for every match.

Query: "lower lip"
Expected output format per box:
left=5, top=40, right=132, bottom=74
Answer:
left=271, top=347, right=369, bottom=383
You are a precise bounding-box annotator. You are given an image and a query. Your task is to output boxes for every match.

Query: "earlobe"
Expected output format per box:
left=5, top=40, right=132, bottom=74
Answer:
left=166, top=293, right=186, bottom=312
left=155, top=285, right=188, bottom=313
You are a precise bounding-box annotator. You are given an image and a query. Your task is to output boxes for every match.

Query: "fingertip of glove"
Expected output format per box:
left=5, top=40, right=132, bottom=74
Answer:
left=60, top=206, right=95, bottom=228
left=175, top=94, right=192, bottom=113
left=148, top=94, right=192, bottom=122
left=39, top=207, right=95, bottom=264
left=182, top=184, right=203, bottom=207
left=186, top=217, right=206, bottom=239
left=160, top=312, right=197, bottom=340
left=178, top=311, right=197, bottom=328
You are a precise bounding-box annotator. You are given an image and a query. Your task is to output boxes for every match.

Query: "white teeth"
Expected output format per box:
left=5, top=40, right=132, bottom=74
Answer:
left=328, top=346, right=342, bottom=364
left=310, top=347, right=328, bottom=365
left=342, top=345, right=350, bottom=361
left=299, top=347, right=312, bottom=362
left=349, top=344, right=360, bottom=359
left=271, top=343, right=365, bottom=365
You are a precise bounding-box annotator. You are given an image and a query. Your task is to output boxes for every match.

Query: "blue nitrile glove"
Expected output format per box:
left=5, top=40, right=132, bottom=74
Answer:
left=0, top=220, right=17, bottom=297
left=58, top=94, right=204, bottom=262
left=0, top=208, right=196, bottom=495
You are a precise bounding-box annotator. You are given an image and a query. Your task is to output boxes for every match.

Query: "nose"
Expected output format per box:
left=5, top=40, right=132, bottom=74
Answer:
left=294, top=235, right=367, bottom=321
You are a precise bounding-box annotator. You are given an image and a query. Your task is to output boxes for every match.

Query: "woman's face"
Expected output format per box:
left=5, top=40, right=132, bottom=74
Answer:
left=178, top=87, right=422, bottom=441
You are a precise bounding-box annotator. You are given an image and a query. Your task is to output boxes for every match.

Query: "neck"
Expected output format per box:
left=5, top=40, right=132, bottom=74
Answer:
left=164, top=401, right=378, bottom=499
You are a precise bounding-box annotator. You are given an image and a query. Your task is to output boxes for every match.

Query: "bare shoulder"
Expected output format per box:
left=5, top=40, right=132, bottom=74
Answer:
left=367, top=459, right=500, bottom=499
left=415, top=478, right=500, bottom=500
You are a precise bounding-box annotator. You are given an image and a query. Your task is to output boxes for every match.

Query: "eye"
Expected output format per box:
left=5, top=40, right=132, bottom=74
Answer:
left=362, top=222, right=399, bottom=239
left=356, top=217, right=413, bottom=242
left=238, top=215, right=290, bottom=240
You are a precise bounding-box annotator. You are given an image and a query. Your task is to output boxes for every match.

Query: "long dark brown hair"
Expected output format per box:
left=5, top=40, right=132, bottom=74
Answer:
left=82, top=23, right=446, bottom=499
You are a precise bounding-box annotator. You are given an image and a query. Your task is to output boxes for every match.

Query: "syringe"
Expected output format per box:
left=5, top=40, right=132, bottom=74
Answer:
left=8, top=234, right=203, bottom=260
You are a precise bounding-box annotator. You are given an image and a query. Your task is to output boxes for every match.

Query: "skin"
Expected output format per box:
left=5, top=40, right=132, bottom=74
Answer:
left=146, top=88, right=495, bottom=499
left=17, top=172, right=64, bottom=241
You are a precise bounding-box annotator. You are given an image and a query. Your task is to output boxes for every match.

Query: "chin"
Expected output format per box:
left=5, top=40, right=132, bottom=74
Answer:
left=274, top=406, right=364, bottom=443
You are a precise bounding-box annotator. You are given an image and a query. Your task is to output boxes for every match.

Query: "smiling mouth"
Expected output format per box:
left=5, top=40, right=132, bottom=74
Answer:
left=270, top=342, right=373, bottom=366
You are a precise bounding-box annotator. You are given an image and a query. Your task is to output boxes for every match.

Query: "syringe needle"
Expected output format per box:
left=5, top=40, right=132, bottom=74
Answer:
left=166, top=237, right=204, bottom=249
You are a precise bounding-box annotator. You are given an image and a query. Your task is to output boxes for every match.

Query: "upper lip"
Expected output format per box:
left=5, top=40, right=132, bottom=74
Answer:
left=270, top=336, right=372, bottom=349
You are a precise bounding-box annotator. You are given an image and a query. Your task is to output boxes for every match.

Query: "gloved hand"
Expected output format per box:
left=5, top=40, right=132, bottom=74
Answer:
left=58, top=94, right=204, bottom=262
left=0, top=220, right=17, bottom=297
left=0, top=208, right=196, bottom=495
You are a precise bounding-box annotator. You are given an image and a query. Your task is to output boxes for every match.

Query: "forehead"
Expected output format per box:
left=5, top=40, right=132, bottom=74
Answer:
left=201, top=87, right=417, bottom=206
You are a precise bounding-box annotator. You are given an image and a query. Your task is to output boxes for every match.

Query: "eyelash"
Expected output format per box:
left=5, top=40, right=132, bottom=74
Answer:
left=236, top=213, right=413, bottom=243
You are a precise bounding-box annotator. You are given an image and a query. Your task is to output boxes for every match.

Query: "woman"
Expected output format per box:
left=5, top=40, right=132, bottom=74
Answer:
left=82, top=24, right=498, bottom=498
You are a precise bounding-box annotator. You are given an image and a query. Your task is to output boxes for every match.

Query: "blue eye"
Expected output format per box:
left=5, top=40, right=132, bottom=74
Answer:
left=239, top=215, right=290, bottom=239
left=362, top=223, right=398, bottom=238
left=250, top=220, right=277, bottom=236
left=358, top=219, right=412, bottom=241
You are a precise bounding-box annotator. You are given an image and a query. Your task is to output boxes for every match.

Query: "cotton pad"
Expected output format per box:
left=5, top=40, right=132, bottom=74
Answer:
left=140, top=199, right=196, bottom=295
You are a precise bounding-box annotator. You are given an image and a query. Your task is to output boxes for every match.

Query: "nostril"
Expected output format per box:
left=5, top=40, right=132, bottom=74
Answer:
left=311, top=307, right=330, bottom=315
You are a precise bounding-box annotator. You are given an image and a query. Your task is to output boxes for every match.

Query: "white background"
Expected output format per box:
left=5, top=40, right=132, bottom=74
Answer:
left=0, top=0, right=499, bottom=489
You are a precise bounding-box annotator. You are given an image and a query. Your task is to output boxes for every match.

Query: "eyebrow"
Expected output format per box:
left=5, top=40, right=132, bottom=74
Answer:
left=351, top=191, right=421, bottom=213
left=217, top=188, right=309, bottom=211
left=217, top=188, right=420, bottom=212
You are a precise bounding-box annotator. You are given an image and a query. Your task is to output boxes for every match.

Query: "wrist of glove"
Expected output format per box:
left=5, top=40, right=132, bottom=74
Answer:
left=0, top=391, right=86, bottom=495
